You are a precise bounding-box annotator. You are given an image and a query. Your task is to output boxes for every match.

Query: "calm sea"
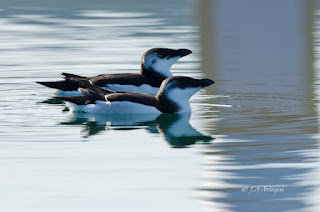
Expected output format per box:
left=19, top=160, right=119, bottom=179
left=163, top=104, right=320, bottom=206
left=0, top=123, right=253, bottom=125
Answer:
left=0, top=1, right=319, bottom=211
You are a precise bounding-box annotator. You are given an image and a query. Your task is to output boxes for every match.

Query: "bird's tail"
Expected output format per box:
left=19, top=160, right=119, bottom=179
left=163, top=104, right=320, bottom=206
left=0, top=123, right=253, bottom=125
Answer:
left=36, top=80, right=79, bottom=91
left=54, top=88, right=105, bottom=106
left=36, top=72, right=88, bottom=91
left=54, top=86, right=106, bottom=106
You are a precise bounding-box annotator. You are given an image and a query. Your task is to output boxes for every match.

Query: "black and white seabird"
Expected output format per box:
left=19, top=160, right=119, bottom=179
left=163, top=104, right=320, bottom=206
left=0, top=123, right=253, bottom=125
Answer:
left=55, top=76, right=214, bottom=114
left=37, top=48, right=192, bottom=96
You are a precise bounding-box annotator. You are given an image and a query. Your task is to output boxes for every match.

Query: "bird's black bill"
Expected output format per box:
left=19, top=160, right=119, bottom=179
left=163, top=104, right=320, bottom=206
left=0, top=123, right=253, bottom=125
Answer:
left=178, top=49, right=192, bottom=57
left=200, top=79, right=215, bottom=87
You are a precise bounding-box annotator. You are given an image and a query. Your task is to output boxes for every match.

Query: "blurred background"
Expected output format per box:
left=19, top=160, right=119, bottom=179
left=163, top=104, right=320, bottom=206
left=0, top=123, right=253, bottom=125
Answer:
left=1, top=0, right=320, bottom=211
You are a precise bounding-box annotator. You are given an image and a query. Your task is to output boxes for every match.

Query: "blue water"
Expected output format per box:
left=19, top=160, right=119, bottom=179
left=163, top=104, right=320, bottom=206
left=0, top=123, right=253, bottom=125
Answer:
left=1, top=1, right=320, bottom=212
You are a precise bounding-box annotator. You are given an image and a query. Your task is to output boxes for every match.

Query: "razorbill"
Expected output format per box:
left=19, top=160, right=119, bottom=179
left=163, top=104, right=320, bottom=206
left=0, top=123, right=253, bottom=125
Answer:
left=55, top=76, right=214, bottom=114
left=37, top=48, right=192, bottom=96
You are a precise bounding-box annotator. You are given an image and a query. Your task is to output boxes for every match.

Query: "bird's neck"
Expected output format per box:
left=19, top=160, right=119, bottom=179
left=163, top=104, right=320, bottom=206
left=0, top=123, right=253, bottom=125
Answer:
left=140, top=64, right=172, bottom=81
left=156, top=92, right=191, bottom=113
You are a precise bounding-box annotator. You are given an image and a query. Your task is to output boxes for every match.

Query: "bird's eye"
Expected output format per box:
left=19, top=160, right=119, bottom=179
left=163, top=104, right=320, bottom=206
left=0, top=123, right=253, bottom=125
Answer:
left=151, top=59, right=156, bottom=64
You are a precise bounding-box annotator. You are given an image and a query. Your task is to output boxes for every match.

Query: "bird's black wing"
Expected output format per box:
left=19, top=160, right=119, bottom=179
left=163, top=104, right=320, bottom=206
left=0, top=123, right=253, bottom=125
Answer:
left=90, top=74, right=161, bottom=87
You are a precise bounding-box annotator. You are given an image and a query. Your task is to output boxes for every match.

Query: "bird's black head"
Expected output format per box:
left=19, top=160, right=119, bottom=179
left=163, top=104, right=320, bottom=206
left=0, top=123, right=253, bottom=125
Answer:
left=141, top=48, right=192, bottom=78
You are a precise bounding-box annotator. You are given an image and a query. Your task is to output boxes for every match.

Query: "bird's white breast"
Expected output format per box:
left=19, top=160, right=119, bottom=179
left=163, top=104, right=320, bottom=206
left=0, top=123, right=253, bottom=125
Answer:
left=66, top=101, right=161, bottom=114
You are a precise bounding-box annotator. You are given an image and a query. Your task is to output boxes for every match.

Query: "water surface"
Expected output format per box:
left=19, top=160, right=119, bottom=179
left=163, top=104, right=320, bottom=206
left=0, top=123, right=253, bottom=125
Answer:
left=1, top=1, right=320, bottom=212
left=0, top=4, right=216, bottom=212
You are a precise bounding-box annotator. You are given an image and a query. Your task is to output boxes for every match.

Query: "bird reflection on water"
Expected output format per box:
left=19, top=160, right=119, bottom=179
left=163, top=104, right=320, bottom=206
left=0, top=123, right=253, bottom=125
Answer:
left=60, top=112, right=214, bottom=148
